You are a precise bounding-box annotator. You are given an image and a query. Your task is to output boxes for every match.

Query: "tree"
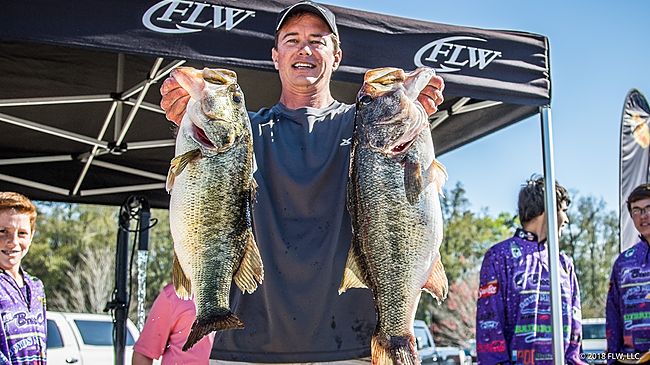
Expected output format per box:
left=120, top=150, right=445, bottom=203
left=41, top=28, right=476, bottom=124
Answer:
left=430, top=269, right=479, bottom=347
left=22, top=202, right=174, bottom=323
left=418, top=182, right=512, bottom=346
left=24, top=202, right=117, bottom=309
left=49, top=245, right=114, bottom=313
left=561, top=194, right=618, bottom=318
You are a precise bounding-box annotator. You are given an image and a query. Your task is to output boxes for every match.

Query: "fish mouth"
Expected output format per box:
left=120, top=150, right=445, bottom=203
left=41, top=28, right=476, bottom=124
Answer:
left=190, top=124, right=216, bottom=149
left=389, top=138, right=416, bottom=155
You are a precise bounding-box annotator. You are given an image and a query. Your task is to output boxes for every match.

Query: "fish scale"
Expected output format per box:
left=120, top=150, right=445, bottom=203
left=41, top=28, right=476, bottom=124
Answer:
left=166, top=67, right=263, bottom=352
left=340, top=67, right=448, bottom=365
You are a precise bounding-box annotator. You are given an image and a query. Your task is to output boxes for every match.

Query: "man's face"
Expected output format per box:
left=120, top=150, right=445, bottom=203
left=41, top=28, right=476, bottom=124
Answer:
left=0, top=209, right=33, bottom=274
left=538, top=200, right=569, bottom=240
left=272, top=13, right=341, bottom=95
left=630, top=197, right=650, bottom=239
left=557, top=200, right=569, bottom=237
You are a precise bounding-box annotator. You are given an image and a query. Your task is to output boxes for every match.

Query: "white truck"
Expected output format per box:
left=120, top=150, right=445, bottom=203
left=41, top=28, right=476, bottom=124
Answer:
left=46, top=311, right=140, bottom=365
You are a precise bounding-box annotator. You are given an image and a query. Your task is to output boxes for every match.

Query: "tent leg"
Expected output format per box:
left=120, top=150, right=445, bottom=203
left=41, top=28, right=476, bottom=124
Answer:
left=110, top=204, right=129, bottom=365
left=540, top=106, right=565, bottom=365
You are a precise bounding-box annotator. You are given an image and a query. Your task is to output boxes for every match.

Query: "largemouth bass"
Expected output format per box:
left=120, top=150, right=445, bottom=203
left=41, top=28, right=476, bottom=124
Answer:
left=166, top=67, right=263, bottom=351
left=340, top=67, right=448, bottom=365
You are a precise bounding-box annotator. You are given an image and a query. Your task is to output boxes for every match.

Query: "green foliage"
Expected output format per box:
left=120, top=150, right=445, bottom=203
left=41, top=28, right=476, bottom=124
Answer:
left=22, top=202, right=174, bottom=324
left=561, top=194, right=618, bottom=318
left=23, top=202, right=117, bottom=307
left=419, top=182, right=512, bottom=346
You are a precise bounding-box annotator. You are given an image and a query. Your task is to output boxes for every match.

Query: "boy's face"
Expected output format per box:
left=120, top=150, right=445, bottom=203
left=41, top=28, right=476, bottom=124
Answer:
left=0, top=209, right=33, bottom=273
left=630, top=197, right=650, bottom=239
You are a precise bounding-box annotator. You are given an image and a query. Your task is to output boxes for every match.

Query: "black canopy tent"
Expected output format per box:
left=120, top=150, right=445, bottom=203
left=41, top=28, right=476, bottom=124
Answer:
left=0, top=0, right=550, bottom=208
left=0, top=1, right=566, bottom=364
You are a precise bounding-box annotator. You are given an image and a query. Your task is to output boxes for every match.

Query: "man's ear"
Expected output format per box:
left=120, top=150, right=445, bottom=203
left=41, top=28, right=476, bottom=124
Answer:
left=332, top=49, right=342, bottom=71
left=271, top=48, right=279, bottom=70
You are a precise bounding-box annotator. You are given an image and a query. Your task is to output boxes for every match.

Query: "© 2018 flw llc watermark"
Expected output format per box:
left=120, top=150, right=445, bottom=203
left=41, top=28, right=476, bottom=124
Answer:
left=580, top=352, right=641, bottom=362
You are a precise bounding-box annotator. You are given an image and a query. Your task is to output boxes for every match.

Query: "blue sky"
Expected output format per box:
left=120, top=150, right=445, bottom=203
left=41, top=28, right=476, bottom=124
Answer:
left=321, top=0, right=650, bottom=216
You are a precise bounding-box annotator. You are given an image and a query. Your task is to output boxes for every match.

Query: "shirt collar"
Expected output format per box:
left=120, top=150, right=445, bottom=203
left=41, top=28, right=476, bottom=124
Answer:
left=515, top=228, right=539, bottom=242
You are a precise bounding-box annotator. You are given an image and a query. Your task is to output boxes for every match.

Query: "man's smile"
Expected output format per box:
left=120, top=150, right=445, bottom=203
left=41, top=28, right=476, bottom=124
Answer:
left=292, top=62, right=315, bottom=69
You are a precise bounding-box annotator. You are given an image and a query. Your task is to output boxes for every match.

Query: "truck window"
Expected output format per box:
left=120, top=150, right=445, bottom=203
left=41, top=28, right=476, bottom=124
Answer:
left=46, top=319, right=64, bottom=349
left=414, top=326, right=431, bottom=350
left=74, top=320, right=135, bottom=346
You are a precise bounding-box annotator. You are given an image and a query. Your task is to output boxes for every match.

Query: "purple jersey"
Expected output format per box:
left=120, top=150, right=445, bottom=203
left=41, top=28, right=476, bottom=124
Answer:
left=606, top=238, right=650, bottom=363
left=0, top=269, right=47, bottom=364
left=476, top=229, right=584, bottom=365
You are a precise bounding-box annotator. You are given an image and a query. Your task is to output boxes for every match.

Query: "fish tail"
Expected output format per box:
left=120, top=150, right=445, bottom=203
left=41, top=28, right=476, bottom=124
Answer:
left=371, top=332, right=420, bottom=365
left=182, top=310, right=244, bottom=351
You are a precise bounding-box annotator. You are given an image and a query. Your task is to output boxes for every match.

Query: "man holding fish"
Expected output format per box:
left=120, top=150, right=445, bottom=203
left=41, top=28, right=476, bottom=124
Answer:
left=160, top=1, right=445, bottom=363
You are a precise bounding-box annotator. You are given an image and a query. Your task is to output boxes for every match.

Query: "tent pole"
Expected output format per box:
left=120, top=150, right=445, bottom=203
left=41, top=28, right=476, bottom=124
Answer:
left=0, top=112, right=107, bottom=148
left=115, top=53, right=125, bottom=141
left=116, top=58, right=164, bottom=145
left=0, top=173, right=69, bottom=196
left=72, top=101, right=119, bottom=195
left=540, top=106, right=565, bottom=365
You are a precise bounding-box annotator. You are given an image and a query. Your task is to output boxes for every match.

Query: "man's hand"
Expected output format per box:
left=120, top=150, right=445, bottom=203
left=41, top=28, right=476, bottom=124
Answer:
left=160, top=76, right=190, bottom=125
left=417, top=74, right=445, bottom=117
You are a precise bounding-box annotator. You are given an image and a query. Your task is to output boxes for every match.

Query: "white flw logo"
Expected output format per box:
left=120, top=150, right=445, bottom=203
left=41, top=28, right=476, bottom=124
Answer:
left=143, top=0, right=256, bottom=34
left=414, top=36, right=502, bottom=73
left=340, top=138, right=351, bottom=146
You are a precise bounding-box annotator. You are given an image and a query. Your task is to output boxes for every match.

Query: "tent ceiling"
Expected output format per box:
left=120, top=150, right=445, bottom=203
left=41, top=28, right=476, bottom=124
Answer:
left=0, top=0, right=550, bottom=208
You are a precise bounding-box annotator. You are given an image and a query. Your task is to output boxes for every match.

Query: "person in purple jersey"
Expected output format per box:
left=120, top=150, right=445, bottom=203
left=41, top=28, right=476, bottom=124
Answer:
left=606, top=183, right=650, bottom=365
left=476, top=176, right=585, bottom=365
left=0, top=192, right=47, bottom=365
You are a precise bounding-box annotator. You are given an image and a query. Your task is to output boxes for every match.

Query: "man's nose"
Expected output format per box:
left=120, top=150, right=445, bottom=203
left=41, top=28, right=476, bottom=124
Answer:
left=298, top=42, right=313, bottom=55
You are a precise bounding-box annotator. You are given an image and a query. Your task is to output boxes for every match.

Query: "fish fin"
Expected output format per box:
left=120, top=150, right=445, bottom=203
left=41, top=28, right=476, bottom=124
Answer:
left=426, top=158, right=448, bottom=196
left=172, top=252, right=192, bottom=300
left=404, top=159, right=423, bottom=205
left=233, top=230, right=264, bottom=294
left=422, top=256, right=448, bottom=304
left=250, top=178, right=258, bottom=205
left=182, top=310, right=244, bottom=351
left=371, top=331, right=419, bottom=365
left=338, top=246, right=368, bottom=294
left=165, top=166, right=175, bottom=193
left=166, top=149, right=201, bottom=193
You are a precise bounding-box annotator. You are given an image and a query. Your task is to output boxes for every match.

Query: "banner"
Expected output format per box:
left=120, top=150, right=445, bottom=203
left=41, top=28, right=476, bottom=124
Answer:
left=620, top=89, right=650, bottom=251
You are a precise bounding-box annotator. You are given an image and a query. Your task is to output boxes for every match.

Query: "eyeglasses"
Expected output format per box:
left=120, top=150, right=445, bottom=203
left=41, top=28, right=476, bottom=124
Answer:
left=631, top=205, right=650, bottom=217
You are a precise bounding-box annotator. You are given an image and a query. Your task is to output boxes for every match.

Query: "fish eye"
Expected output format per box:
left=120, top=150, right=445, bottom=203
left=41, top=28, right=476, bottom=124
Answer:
left=228, top=84, right=242, bottom=103
left=358, top=94, right=373, bottom=106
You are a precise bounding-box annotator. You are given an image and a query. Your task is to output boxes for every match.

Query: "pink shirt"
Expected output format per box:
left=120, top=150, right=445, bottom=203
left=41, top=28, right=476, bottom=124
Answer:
left=134, top=283, right=214, bottom=365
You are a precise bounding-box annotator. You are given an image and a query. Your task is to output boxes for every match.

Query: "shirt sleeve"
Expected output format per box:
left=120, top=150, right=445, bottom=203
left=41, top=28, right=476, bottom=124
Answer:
left=0, top=307, right=9, bottom=364
left=565, top=258, right=587, bottom=365
left=476, top=247, right=510, bottom=365
left=606, top=259, right=623, bottom=364
left=133, top=289, right=174, bottom=360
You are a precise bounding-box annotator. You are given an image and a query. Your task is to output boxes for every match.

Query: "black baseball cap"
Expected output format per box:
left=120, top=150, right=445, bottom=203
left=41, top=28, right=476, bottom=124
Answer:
left=275, top=1, right=339, bottom=37
left=627, top=183, right=650, bottom=211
